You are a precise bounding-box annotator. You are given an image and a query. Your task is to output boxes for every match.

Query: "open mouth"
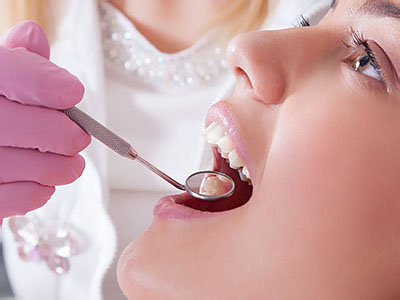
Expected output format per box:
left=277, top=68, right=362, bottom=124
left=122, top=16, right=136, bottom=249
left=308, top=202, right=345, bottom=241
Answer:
left=174, top=122, right=253, bottom=213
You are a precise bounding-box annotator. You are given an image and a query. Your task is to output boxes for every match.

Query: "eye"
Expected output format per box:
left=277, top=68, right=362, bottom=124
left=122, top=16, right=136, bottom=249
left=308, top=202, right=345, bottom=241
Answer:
left=352, top=51, right=383, bottom=81
left=343, top=29, right=398, bottom=93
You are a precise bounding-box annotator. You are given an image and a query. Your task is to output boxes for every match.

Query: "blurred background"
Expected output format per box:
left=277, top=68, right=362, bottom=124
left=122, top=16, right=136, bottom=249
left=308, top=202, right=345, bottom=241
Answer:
left=0, top=1, right=46, bottom=296
left=0, top=1, right=53, bottom=298
left=0, top=0, right=48, bottom=35
left=0, top=239, right=14, bottom=299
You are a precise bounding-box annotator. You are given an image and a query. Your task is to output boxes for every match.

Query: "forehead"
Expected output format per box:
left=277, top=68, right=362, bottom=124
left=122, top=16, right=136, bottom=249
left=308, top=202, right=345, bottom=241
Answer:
left=334, top=0, right=400, bottom=17
left=320, top=0, right=400, bottom=35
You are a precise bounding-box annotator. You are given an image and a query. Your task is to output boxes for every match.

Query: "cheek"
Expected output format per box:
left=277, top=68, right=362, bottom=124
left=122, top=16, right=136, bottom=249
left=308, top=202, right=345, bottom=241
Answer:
left=247, top=85, right=400, bottom=291
left=267, top=87, right=400, bottom=202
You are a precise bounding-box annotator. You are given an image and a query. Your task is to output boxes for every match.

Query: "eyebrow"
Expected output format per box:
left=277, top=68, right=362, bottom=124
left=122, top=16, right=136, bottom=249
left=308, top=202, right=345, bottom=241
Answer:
left=360, top=0, right=400, bottom=19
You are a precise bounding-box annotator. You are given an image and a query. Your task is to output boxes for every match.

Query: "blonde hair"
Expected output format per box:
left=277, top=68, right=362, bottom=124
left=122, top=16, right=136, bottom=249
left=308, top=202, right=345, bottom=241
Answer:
left=0, top=0, right=268, bottom=40
left=0, top=0, right=49, bottom=35
left=211, top=0, right=269, bottom=37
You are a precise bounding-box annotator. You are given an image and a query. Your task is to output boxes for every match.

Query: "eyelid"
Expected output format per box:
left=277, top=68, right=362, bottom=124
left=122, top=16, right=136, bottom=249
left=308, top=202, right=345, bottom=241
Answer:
left=343, top=50, right=386, bottom=93
left=366, top=40, right=398, bottom=92
left=344, top=31, right=399, bottom=93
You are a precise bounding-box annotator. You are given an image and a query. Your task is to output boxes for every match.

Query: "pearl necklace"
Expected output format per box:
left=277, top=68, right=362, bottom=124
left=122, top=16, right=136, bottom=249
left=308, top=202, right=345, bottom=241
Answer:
left=100, top=2, right=230, bottom=88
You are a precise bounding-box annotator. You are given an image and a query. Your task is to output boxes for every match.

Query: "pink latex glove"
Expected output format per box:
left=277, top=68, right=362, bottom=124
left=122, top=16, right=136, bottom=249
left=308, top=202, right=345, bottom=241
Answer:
left=0, top=21, right=91, bottom=224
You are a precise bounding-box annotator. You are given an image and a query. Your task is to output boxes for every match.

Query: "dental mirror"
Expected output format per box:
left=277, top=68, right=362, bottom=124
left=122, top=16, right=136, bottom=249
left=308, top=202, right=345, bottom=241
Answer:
left=134, top=156, right=235, bottom=201
left=62, top=107, right=235, bottom=201
left=185, top=171, right=235, bottom=200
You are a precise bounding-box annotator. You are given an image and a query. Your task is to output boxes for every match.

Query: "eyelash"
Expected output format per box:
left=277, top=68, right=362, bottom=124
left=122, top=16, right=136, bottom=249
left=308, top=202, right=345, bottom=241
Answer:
left=295, top=18, right=392, bottom=90
left=346, top=29, right=383, bottom=79
left=295, top=15, right=311, bottom=28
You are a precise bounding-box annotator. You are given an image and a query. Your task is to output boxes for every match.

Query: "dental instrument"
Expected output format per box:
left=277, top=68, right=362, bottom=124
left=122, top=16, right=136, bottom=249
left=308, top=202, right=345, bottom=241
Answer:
left=62, top=107, right=235, bottom=201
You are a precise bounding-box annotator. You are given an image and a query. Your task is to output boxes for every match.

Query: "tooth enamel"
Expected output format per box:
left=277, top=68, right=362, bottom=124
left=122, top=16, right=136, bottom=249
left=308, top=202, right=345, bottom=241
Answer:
left=204, top=122, right=251, bottom=182
left=238, top=168, right=248, bottom=182
left=205, top=122, right=226, bottom=145
left=200, top=175, right=231, bottom=197
left=203, top=122, right=217, bottom=136
left=228, top=150, right=244, bottom=169
left=242, top=167, right=250, bottom=179
left=216, top=136, right=234, bottom=158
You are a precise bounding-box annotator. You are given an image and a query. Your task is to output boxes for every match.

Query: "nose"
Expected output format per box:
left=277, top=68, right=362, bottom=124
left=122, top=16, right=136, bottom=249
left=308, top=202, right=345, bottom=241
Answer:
left=226, top=28, right=328, bottom=105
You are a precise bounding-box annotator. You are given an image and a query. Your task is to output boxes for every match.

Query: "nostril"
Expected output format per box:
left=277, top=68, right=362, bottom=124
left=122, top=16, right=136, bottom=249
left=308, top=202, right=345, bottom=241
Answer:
left=234, top=65, right=285, bottom=105
left=234, top=67, right=254, bottom=91
left=234, top=67, right=268, bottom=104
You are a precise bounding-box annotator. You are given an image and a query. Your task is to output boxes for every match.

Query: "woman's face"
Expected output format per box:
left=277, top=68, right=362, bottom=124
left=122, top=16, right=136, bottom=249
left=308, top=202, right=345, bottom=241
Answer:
left=118, top=0, right=400, bottom=298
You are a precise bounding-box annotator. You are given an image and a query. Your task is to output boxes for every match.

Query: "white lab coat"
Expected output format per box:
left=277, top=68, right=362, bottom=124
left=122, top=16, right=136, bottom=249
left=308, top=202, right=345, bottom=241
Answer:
left=2, top=0, right=331, bottom=299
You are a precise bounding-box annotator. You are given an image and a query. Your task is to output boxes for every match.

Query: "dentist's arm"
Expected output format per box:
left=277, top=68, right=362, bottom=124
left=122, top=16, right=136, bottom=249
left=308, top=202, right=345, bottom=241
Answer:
left=0, top=21, right=91, bottom=223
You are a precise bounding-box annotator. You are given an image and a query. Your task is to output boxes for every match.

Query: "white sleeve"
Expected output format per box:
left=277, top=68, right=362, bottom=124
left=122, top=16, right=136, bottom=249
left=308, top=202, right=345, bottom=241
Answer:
left=263, top=0, right=332, bottom=30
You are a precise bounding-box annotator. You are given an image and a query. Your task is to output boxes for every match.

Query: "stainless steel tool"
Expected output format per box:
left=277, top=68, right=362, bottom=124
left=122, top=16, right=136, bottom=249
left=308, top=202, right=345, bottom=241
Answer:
left=62, top=107, right=235, bottom=201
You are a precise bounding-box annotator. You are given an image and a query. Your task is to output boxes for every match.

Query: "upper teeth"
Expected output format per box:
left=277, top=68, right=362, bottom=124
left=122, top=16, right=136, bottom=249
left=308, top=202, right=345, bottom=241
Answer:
left=216, top=136, right=233, bottom=159
left=204, top=122, right=251, bottom=182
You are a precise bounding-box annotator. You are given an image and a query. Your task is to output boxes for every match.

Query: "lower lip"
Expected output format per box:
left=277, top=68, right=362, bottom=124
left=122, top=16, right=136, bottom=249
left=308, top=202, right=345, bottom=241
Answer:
left=153, top=194, right=221, bottom=221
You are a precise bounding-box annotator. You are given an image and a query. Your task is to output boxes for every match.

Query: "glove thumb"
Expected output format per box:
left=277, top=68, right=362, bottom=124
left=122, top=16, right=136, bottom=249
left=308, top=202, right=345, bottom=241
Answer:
left=0, top=20, right=50, bottom=59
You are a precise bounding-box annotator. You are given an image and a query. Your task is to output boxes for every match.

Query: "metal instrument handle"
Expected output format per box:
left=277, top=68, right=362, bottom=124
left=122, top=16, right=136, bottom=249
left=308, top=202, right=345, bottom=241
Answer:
left=62, top=106, right=184, bottom=191
left=62, top=106, right=137, bottom=158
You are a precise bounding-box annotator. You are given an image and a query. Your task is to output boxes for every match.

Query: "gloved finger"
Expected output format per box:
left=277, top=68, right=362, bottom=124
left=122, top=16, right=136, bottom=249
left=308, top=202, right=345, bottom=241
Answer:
left=0, top=147, right=85, bottom=186
left=0, top=21, right=50, bottom=59
left=0, top=97, right=91, bottom=156
left=0, top=21, right=82, bottom=109
left=0, top=46, right=84, bottom=109
left=0, top=182, right=55, bottom=219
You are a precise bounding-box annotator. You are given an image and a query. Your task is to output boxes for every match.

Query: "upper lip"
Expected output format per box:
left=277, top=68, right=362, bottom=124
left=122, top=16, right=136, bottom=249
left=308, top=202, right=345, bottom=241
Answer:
left=205, top=101, right=251, bottom=177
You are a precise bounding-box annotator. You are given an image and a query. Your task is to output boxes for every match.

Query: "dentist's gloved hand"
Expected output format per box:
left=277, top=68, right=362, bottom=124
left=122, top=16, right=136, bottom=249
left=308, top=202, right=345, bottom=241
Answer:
left=0, top=21, right=91, bottom=224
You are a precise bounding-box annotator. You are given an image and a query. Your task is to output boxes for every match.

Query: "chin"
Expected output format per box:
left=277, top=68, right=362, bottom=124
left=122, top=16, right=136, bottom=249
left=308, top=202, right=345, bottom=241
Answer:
left=116, top=206, right=253, bottom=299
left=117, top=225, right=211, bottom=300
left=117, top=229, right=158, bottom=300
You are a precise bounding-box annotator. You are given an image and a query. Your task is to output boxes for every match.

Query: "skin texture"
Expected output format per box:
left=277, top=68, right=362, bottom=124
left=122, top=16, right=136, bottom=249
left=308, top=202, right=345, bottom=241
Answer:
left=109, top=0, right=231, bottom=52
left=108, top=0, right=279, bottom=53
left=0, top=21, right=90, bottom=224
left=118, top=0, right=400, bottom=299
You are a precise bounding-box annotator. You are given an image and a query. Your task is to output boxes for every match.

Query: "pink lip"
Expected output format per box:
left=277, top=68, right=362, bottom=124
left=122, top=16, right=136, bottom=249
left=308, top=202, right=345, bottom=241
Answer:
left=154, top=194, right=227, bottom=220
left=206, top=101, right=251, bottom=173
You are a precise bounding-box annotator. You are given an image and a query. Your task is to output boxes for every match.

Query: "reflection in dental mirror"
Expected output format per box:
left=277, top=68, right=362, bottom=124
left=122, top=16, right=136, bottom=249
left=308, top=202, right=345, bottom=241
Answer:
left=185, top=171, right=235, bottom=201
